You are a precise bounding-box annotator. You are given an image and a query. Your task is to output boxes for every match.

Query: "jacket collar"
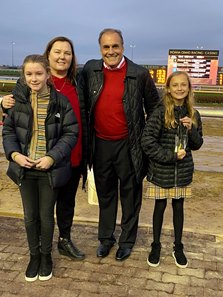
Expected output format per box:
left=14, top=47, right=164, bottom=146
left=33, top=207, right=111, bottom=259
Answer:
left=12, top=78, right=30, bottom=103
left=12, top=78, right=57, bottom=104
left=103, top=56, right=125, bottom=70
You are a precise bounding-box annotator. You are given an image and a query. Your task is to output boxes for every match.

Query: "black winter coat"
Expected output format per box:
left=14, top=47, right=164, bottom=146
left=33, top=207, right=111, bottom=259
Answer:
left=2, top=82, right=78, bottom=188
left=141, top=104, right=203, bottom=188
left=78, top=56, right=160, bottom=183
left=5, top=78, right=89, bottom=188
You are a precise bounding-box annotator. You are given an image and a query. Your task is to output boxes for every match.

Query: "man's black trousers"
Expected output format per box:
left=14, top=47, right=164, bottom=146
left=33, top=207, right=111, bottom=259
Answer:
left=93, top=137, right=142, bottom=249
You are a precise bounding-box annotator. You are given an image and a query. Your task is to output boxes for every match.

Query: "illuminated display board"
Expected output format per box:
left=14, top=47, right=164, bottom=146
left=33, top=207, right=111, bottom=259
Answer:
left=143, top=65, right=167, bottom=84
left=218, top=67, right=223, bottom=85
left=167, top=49, right=219, bottom=85
left=218, top=74, right=223, bottom=85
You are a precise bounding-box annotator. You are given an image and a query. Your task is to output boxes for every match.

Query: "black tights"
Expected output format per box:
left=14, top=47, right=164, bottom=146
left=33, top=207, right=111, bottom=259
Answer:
left=152, top=198, right=184, bottom=244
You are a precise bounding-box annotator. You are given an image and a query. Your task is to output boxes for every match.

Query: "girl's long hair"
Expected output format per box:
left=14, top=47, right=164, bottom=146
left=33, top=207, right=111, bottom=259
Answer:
left=163, top=71, right=197, bottom=128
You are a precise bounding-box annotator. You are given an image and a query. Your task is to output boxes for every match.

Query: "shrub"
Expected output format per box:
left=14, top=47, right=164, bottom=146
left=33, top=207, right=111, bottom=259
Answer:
left=194, top=92, right=223, bottom=104
left=0, top=81, right=16, bottom=93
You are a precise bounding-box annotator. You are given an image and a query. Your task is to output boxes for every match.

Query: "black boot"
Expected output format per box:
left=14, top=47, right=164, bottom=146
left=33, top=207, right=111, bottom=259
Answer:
left=172, top=243, right=188, bottom=268
left=147, top=242, right=161, bottom=267
left=25, top=254, right=41, bottom=282
left=39, top=253, right=53, bottom=281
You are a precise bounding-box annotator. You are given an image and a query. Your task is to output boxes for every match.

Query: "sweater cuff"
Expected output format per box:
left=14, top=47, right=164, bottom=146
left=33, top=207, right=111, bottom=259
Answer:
left=45, top=156, right=55, bottom=166
left=11, top=152, right=20, bottom=161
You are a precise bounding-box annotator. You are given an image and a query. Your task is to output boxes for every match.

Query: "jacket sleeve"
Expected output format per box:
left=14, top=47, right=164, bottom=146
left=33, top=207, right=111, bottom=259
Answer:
left=46, top=100, right=79, bottom=164
left=77, top=70, right=89, bottom=187
left=2, top=108, right=22, bottom=160
left=77, top=68, right=90, bottom=160
left=2, top=78, right=30, bottom=114
left=142, top=70, right=161, bottom=117
left=77, top=67, right=90, bottom=114
left=188, top=110, right=203, bottom=150
left=141, top=108, right=177, bottom=164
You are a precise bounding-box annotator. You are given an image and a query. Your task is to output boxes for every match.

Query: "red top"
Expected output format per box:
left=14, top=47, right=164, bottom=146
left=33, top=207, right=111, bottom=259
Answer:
left=94, top=63, right=128, bottom=140
left=52, top=76, right=82, bottom=167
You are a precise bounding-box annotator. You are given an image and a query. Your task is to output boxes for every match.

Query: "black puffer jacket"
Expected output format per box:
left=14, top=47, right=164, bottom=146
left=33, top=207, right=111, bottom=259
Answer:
left=78, top=56, right=160, bottom=183
left=4, top=78, right=89, bottom=188
left=141, top=104, right=203, bottom=188
left=2, top=82, right=78, bottom=188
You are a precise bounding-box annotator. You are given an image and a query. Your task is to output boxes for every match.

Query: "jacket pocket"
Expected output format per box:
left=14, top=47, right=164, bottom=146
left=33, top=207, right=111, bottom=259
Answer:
left=47, top=162, right=72, bottom=188
left=7, top=161, right=23, bottom=186
left=148, top=159, right=155, bottom=181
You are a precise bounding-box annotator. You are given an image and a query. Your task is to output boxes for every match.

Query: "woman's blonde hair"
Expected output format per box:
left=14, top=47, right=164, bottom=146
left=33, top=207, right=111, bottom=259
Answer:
left=163, top=71, right=196, bottom=128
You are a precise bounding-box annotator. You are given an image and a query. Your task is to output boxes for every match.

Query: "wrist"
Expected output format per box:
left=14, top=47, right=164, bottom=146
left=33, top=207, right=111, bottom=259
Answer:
left=11, top=152, right=20, bottom=161
left=45, top=156, right=55, bottom=166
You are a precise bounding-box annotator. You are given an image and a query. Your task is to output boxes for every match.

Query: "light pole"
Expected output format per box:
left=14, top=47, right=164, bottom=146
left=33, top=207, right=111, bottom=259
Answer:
left=11, top=41, right=15, bottom=67
left=130, top=44, right=136, bottom=61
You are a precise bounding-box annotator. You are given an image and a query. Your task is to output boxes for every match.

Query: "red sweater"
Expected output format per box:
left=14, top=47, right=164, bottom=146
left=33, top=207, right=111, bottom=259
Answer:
left=94, top=64, right=128, bottom=140
left=52, top=76, right=82, bottom=167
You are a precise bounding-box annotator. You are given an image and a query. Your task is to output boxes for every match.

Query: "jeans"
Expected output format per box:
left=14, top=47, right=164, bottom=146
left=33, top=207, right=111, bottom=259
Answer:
left=19, top=169, right=58, bottom=255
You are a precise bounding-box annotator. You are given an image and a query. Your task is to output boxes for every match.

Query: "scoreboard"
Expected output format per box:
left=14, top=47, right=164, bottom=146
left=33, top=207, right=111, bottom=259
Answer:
left=143, top=65, right=167, bottom=84
left=218, top=73, right=223, bottom=85
left=218, top=66, right=223, bottom=85
left=167, top=49, right=219, bottom=85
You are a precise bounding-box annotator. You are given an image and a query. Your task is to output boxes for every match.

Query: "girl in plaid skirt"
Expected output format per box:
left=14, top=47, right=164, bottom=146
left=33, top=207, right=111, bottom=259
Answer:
left=141, top=71, right=203, bottom=268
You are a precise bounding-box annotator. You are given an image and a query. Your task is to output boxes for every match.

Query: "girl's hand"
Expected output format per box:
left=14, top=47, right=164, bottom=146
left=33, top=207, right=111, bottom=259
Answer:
left=177, top=149, right=186, bottom=160
left=180, top=116, right=192, bottom=130
left=34, top=156, right=54, bottom=170
left=2, top=95, right=15, bottom=109
left=14, top=154, right=35, bottom=168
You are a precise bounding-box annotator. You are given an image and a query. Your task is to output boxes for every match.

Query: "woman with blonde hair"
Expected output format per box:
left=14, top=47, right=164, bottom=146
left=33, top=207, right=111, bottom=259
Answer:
left=141, top=71, right=203, bottom=268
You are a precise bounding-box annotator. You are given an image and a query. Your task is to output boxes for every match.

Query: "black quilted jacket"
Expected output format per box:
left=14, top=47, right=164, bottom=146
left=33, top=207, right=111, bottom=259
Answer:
left=2, top=82, right=78, bottom=188
left=141, top=104, right=203, bottom=188
left=78, top=56, right=160, bottom=183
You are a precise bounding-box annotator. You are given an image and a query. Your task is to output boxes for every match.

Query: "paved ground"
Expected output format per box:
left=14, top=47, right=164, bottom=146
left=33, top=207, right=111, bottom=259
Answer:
left=0, top=117, right=223, bottom=296
left=1, top=217, right=223, bottom=297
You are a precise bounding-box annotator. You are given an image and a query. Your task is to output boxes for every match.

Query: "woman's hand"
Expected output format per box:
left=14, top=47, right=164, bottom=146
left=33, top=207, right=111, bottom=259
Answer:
left=2, top=95, right=15, bottom=109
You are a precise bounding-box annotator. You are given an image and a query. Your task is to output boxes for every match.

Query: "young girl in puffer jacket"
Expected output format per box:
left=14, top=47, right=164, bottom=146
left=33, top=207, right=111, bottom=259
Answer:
left=3, top=54, right=78, bottom=281
left=141, top=71, right=203, bottom=268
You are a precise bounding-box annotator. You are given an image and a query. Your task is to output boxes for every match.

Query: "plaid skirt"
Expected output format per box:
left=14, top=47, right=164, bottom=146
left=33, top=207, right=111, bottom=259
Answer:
left=144, top=181, right=192, bottom=200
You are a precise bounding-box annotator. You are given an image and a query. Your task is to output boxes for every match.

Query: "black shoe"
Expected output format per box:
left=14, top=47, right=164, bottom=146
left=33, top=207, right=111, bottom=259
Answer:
left=39, top=253, right=53, bottom=281
left=58, top=238, right=85, bottom=261
left=172, top=243, right=188, bottom=268
left=147, top=242, right=161, bottom=267
left=97, top=243, right=114, bottom=258
left=25, top=254, right=41, bottom=282
left=115, top=247, right=132, bottom=261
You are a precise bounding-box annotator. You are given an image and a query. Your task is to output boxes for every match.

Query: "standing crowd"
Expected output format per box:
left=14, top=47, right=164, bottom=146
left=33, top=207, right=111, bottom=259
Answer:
left=1, top=28, right=203, bottom=282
